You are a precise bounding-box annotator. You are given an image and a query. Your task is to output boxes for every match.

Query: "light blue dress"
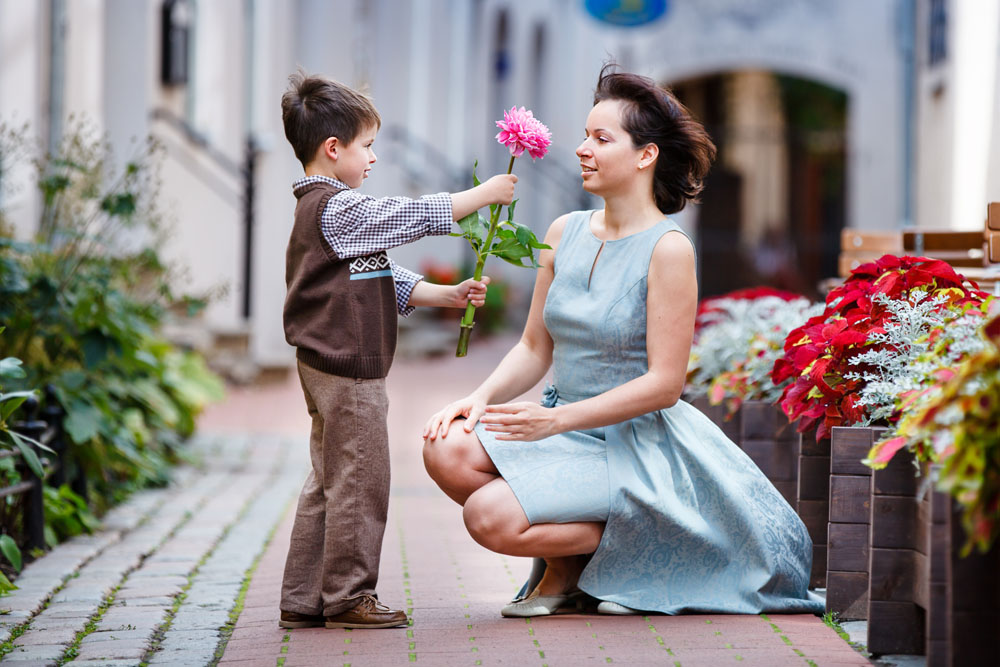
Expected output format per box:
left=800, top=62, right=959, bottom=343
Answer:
left=475, top=210, right=823, bottom=615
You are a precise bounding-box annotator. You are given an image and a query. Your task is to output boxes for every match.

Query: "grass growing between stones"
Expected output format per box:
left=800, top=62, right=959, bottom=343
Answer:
left=208, top=495, right=295, bottom=667
left=821, top=610, right=870, bottom=658
left=0, top=621, right=30, bottom=660
left=57, top=584, right=121, bottom=665
left=142, top=471, right=276, bottom=665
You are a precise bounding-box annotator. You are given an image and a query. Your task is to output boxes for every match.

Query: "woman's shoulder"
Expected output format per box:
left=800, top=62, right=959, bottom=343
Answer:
left=649, top=227, right=697, bottom=282
left=545, top=210, right=593, bottom=246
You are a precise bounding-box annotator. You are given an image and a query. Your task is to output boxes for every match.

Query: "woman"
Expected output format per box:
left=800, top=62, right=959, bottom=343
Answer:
left=422, top=66, right=823, bottom=617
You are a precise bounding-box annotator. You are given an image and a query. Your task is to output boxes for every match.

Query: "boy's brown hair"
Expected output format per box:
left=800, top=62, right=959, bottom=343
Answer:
left=281, top=70, right=381, bottom=168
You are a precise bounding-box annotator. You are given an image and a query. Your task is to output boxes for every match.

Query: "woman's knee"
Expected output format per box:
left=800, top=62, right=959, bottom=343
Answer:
left=422, top=421, right=477, bottom=479
left=463, top=484, right=527, bottom=553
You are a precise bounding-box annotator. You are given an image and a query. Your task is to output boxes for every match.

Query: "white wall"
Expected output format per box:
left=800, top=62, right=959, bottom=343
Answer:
left=0, top=1, right=45, bottom=238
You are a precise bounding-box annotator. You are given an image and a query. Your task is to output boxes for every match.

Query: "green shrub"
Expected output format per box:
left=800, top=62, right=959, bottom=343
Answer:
left=0, top=121, right=223, bottom=523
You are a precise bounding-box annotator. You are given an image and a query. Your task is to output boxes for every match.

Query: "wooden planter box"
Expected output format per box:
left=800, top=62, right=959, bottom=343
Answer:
left=797, top=428, right=830, bottom=588
left=689, top=395, right=742, bottom=443
left=825, top=426, right=887, bottom=620
left=925, top=493, right=1000, bottom=666
left=738, top=400, right=800, bottom=509
left=819, top=433, right=999, bottom=663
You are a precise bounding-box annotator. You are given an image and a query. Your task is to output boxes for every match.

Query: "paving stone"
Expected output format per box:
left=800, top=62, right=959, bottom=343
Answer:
left=167, top=608, right=230, bottom=631
left=155, top=628, right=221, bottom=646
left=22, top=613, right=90, bottom=631
left=31, top=604, right=95, bottom=619
left=73, top=638, right=150, bottom=660
left=3, top=642, right=68, bottom=661
left=80, top=628, right=154, bottom=643
left=13, top=625, right=78, bottom=645
left=64, top=660, right=146, bottom=666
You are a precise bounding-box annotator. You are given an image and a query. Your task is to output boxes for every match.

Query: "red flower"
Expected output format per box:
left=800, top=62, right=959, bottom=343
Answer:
left=771, top=255, right=990, bottom=440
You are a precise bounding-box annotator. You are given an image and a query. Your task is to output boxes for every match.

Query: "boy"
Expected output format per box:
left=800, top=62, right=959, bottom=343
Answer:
left=278, top=71, right=516, bottom=630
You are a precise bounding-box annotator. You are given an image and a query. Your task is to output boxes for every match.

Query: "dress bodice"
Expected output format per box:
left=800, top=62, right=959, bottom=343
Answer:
left=543, top=210, right=689, bottom=400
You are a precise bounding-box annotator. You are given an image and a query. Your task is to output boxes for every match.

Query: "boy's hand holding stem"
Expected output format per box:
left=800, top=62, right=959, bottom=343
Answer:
left=407, top=173, right=515, bottom=310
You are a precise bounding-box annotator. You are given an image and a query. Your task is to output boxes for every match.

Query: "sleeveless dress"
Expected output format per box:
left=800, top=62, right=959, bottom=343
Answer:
left=474, top=210, right=823, bottom=615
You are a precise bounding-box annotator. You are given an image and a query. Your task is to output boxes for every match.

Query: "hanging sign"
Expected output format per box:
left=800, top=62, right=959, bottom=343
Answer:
left=584, top=0, right=669, bottom=27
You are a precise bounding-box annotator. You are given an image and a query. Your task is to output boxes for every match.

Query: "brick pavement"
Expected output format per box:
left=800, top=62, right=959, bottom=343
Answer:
left=1, top=333, right=873, bottom=666
left=214, top=334, right=871, bottom=667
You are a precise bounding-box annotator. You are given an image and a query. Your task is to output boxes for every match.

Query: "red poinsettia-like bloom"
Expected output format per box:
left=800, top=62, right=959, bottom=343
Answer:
left=770, top=255, right=989, bottom=440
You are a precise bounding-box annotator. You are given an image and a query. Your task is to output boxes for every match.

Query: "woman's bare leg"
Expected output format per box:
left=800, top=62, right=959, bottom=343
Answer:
left=422, top=420, right=499, bottom=505
left=463, top=478, right=603, bottom=561
left=425, top=427, right=604, bottom=596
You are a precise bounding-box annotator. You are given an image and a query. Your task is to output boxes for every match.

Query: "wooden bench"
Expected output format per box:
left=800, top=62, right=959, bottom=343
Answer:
left=839, top=202, right=1000, bottom=294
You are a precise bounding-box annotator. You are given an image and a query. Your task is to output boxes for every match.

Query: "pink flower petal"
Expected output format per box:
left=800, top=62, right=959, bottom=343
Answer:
left=494, top=106, right=551, bottom=160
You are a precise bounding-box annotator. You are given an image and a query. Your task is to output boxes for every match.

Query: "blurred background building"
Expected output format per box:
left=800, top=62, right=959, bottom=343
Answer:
left=1, top=0, right=998, bottom=378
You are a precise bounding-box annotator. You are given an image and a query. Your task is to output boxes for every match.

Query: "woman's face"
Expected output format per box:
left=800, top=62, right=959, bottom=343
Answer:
left=576, top=100, right=647, bottom=197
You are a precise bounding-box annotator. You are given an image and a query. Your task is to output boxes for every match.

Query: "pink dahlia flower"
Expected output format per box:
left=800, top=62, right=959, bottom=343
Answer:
left=495, top=106, right=551, bottom=160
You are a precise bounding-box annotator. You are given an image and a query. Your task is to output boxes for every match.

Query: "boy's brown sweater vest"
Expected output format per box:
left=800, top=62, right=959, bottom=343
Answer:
left=283, top=181, right=398, bottom=378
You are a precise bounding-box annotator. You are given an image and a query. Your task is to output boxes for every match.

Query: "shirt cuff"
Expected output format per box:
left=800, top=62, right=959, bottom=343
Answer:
left=422, top=193, right=454, bottom=236
left=391, top=262, right=423, bottom=317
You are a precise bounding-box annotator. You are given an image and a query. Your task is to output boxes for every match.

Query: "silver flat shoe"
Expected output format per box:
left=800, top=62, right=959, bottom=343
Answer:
left=596, top=600, right=640, bottom=615
left=501, top=591, right=570, bottom=618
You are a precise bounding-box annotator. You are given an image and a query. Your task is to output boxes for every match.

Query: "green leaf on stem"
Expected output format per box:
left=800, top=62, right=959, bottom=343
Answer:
left=472, top=160, right=481, bottom=188
left=507, top=199, right=518, bottom=222
left=0, top=357, right=26, bottom=380
left=9, top=430, right=45, bottom=479
left=457, top=211, right=485, bottom=242
left=0, top=391, right=35, bottom=422
left=491, top=238, right=532, bottom=265
left=0, top=534, right=22, bottom=571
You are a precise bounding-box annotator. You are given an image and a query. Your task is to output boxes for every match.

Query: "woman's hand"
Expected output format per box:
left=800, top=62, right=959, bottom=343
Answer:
left=422, top=394, right=489, bottom=440
left=478, top=402, right=562, bottom=441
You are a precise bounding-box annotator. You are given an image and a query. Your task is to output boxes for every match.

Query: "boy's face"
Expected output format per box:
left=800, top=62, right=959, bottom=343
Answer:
left=334, top=124, right=378, bottom=188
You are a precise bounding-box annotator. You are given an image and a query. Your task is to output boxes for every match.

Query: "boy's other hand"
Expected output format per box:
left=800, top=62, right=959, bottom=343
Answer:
left=483, top=174, right=518, bottom=206
left=452, top=275, right=491, bottom=308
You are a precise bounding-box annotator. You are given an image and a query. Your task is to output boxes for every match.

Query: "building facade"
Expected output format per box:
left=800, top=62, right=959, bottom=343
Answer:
left=1, top=0, right=998, bottom=370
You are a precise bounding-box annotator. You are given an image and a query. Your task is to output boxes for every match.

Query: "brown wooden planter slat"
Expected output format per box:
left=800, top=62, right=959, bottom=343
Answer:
left=925, top=488, right=949, bottom=667
left=944, top=496, right=1000, bottom=667
left=738, top=400, right=800, bottom=509
left=797, top=428, right=829, bottom=587
left=826, top=426, right=884, bottom=620
left=866, top=449, right=928, bottom=656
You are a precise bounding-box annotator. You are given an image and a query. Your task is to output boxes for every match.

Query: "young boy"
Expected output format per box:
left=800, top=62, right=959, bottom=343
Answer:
left=278, top=71, right=516, bottom=630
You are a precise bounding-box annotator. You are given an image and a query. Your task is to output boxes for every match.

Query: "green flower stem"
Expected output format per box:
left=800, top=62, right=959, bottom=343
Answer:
left=457, top=155, right=516, bottom=357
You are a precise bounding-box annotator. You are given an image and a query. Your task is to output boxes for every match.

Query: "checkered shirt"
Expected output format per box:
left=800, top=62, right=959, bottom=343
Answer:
left=291, top=175, right=453, bottom=316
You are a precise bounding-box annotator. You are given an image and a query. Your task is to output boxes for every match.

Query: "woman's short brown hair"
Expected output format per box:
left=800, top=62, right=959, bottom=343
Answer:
left=281, top=70, right=381, bottom=167
left=593, top=64, right=716, bottom=214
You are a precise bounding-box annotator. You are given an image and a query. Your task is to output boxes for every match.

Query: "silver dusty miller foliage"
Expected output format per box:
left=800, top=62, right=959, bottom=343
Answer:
left=845, top=289, right=989, bottom=425
left=687, top=296, right=823, bottom=401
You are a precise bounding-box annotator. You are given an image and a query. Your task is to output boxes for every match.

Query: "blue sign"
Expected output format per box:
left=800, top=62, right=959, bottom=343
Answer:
left=584, top=0, right=669, bottom=27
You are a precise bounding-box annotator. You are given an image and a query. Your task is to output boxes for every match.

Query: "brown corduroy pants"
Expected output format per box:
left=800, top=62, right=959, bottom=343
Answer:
left=280, top=361, right=391, bottom=616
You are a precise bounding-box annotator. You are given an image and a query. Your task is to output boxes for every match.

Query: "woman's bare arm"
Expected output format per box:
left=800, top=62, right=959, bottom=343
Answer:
left=422, top=214, right=569, bottom=438
left=479, top=230, right=697, bottom=441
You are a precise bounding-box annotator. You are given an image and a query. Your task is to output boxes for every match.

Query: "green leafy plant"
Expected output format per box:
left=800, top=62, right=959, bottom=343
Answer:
left=865, top=314, right=1000, bottom=554
left=0, top=121, right=223, bottom=518
left=42, top=485, right=99, bottom=547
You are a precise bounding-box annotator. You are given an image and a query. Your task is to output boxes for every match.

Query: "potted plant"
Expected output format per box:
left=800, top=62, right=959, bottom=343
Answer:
left=772, top=254, right=989, bottom=590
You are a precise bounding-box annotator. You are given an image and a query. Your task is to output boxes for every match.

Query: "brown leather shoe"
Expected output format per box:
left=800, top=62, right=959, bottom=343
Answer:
left=325, top=595, right=408, bottom=629
left=279, top=610, right=325, bottom=628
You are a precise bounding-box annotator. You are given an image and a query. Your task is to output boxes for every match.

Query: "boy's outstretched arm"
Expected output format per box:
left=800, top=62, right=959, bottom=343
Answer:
left=450, top=174, right=517, bottom=221
left=407, top=276, right=491, bottom=309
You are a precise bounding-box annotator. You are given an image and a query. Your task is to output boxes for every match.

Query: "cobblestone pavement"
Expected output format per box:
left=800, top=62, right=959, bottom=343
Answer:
left=2, top=333, right=872, bottom=666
